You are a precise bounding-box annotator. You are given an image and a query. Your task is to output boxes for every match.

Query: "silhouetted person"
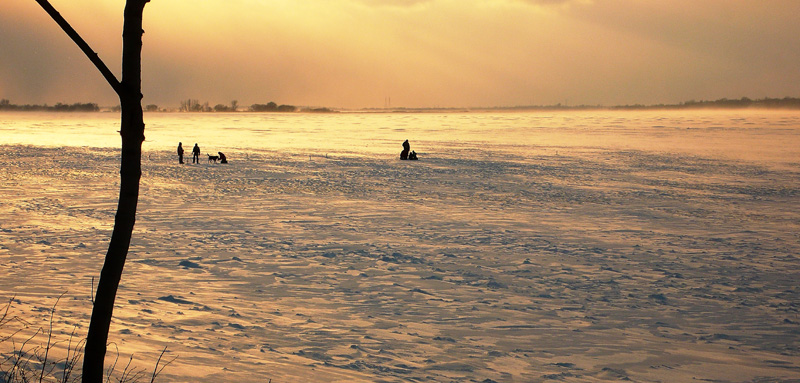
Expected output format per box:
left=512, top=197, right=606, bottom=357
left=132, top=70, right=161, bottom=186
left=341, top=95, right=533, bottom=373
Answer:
left=409, top=150, right=418, bottom=160
left=192, top=143, right=200, bottom=164
left=177, top=142, right=184, bottom=164
left=400, top=139, right=410, bottom=160
left=218, top=152, right=227, bottom=163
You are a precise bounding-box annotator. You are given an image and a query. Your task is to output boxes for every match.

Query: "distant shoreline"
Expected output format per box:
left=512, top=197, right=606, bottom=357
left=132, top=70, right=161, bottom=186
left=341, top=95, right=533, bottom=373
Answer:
left=3, top=96, right=800, bottom=113
left=361, top=97, right=800, bottom=112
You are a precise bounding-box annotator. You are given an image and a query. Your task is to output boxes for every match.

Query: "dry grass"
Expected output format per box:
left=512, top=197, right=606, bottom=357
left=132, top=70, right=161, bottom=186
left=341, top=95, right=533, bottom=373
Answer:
left=0, top=296, right=175, bottom=383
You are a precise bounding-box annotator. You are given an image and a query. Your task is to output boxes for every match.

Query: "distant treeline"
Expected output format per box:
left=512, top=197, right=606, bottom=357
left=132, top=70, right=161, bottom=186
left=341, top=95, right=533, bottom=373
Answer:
left=0, top=98, right=334, bottom=113
left=249, top=102, right=297, bottom=112
left=613, top=97, right=800, bottom=110
left=493, top=97, right=800, bottom=111
left=5, top=97, right=800, bottom=113
left=0, top=99, right=99, bottom=112
left=175, top=99, right=335, bottom=113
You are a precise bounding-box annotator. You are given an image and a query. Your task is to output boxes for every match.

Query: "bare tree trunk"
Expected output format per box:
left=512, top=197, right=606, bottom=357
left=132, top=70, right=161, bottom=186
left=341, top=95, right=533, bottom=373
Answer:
left=34, top=1, right=149, bottom=382
left=83, top=2, right=149, bottom=381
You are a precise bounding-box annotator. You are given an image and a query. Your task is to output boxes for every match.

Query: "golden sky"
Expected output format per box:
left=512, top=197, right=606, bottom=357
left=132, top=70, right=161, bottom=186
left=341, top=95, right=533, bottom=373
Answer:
left=2, top=0, right=800, bottom=108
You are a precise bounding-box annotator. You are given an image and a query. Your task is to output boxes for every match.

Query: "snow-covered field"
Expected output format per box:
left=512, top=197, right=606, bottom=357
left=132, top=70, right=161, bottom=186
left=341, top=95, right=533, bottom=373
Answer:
left=1, top=111, right=799, bottom=382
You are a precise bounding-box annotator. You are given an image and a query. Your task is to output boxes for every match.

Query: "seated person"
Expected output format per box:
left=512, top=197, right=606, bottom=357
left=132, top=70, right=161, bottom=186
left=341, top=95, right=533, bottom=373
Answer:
left=400, top=139, right=410, bottom=160
left=218, top=152, right=227, bottom=163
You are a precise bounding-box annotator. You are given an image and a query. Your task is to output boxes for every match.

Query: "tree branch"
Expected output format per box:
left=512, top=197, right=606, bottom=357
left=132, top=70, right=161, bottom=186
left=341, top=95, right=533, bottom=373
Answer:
left=34, top=0, right=123, bottom=95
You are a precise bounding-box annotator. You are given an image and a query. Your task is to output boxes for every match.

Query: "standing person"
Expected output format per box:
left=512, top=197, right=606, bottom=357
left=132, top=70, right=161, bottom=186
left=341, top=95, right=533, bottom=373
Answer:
left=192, top=143, right=200, bottom=164
left=177, top=142, right=184, bottom=164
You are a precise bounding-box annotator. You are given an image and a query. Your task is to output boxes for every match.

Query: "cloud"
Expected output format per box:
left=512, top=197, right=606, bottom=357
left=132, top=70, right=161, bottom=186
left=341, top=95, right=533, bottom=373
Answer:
left=514, top=0, right=592, bottom=7
left=564, top=0, right=800, bottom=101
left=3, top=0, right=800, bottom=108
left=352, top=0, right=433, bottom=6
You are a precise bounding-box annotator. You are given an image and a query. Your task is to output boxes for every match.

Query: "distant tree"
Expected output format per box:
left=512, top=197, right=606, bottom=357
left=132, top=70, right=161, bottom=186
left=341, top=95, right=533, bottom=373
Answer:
left=35, top=1, right=150, bottom=382
left=213, top=103, right=230, bottom=112
left=52, top=102, right=100, bottom=112
left=144, top=104, right=159, bottom=112
left=250, top=102, right=278, bottom=112
left=180, top=98, right=201, bottom=112
left=305, top=107, right=336, bottom=113
left=230, top=100, right=238, bottom=112
left=249, top=102, right=299, bottom=112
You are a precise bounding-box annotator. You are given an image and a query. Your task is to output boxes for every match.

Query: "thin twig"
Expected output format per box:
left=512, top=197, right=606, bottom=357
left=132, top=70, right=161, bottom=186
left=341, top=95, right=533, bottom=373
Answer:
left=105, top=343, right=120, bottom=383
left=150, top=346, right=176, bottom=383
left=61, top=327, right=84, bottom=383
left=8, top=327, right=43, bottom=383
left=0, top=296, right=29, bottom=343
left=38, top=292, right=66, bottom=383
left=118, top=355, right=144, bottom=383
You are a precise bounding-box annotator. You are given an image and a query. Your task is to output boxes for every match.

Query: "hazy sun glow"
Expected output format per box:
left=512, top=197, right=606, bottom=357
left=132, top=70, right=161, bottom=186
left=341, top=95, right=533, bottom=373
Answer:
left=2, top=0, right=800, bottom=108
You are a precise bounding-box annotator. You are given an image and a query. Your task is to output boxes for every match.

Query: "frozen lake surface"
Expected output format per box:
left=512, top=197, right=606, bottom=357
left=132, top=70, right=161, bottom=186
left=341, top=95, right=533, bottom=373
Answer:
left=1, top=110, right=799, bottom=382
left=2, top=109, right=799, bottom=166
